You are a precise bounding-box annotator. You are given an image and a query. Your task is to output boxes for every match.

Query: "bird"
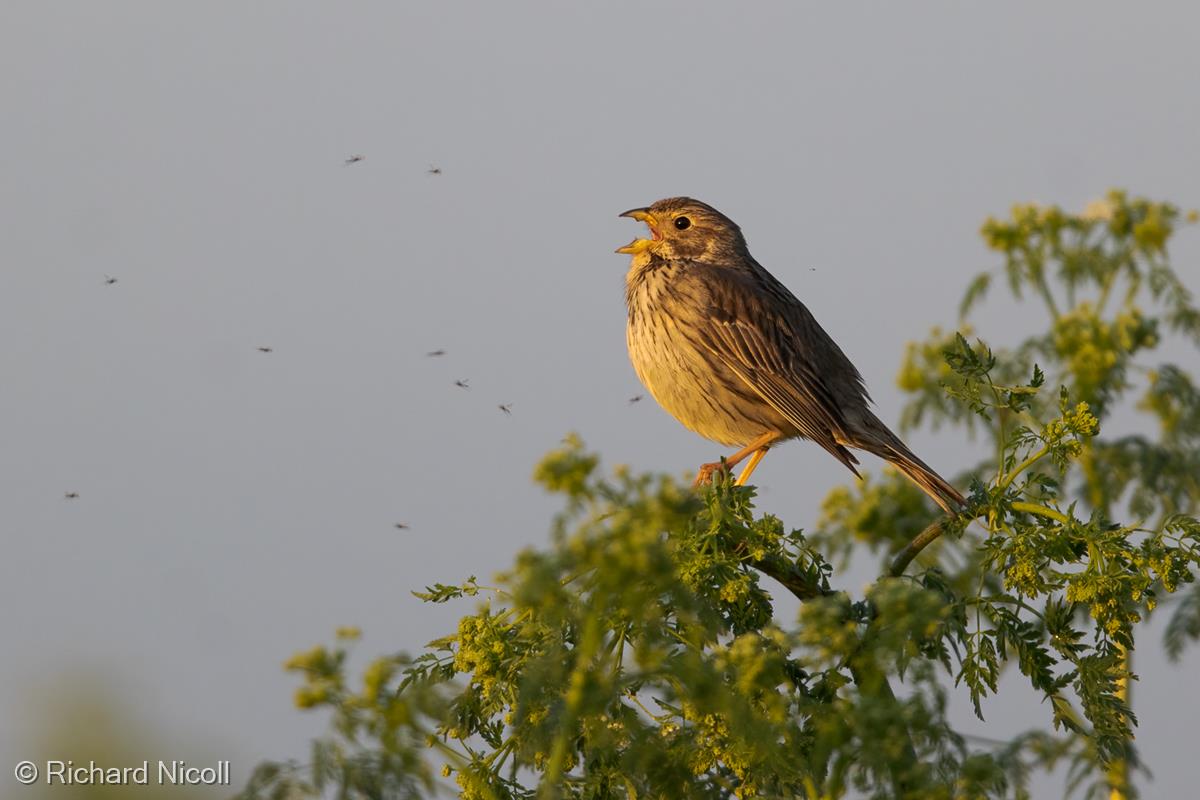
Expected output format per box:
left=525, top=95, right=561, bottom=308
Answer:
left=426, top=349, right=447, bottom=357
left=64, top=491, right=79, bottom=500
left=629, top=394, right=644, bottom=405
left=498, top=403, right=512, bottom=415
left=344, top=154, right=365, bottom=166
left=454, top=379, right=470, bottom=390
left=257, top=346, right=274, bottom=353
left=427, top=165, right=442, bottom=175
left=394, top=522, right=410, bottom=530
left=617, top=197, right=964, bottom=512
left=103, top=275, right=118, bottom=285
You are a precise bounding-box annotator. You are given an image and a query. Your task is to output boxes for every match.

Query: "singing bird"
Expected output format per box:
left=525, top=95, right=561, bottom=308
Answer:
left=618, top=197, right=964, bottom=512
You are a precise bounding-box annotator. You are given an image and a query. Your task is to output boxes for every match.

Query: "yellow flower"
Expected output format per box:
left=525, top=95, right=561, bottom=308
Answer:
left=1080, top=197, right=1114, bottom=222
left=283, top=645, right=328, bottom=673
left=1133, top=205, right=1171, bottom=251
left=362, top=658, right=393, bottom=702
left=293, top=685, right=328, bottom=709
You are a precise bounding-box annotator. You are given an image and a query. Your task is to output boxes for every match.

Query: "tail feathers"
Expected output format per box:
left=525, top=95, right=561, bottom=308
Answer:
left=882, top=446, right=965, bottom=513
left=820, top=440, right=862, bottom=480
left=849, top=415, right=965, bottom=513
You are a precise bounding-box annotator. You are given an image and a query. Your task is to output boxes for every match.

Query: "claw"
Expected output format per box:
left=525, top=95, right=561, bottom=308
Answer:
left=694, top=461, right=729, bottom=486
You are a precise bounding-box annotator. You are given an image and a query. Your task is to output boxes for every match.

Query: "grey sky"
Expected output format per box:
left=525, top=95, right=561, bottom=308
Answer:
left=2, top=2, right=1198, bottom=796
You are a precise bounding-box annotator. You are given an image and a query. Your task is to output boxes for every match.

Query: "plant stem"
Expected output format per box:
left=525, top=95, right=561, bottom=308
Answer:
left=540, top=612, right=603, bottom=798
left=748, top=555, right=833, bottom=600
left=890, top=498, right=1072, bottom=577
left=997, top=445, right=1050, bottom=491
left=889, top=516, right=954, bottom=577
left=1106, top=644, right=1131, bottom=800
left=848, top=636, right=919, bottom=797
left=1010, top=501, right=1070, bottom=524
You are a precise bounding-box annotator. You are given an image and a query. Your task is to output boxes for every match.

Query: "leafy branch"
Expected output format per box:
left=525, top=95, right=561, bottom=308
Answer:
left=238, top=190, right=1200, bottom=800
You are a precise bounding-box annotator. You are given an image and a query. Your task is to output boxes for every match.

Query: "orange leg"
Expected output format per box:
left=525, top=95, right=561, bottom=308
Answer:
left=694, top=432, right=781, bottom=486
left=734, top=447, right=770, bottom=486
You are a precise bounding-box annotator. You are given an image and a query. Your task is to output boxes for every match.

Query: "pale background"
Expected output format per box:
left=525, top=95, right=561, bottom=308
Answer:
left=2, top=2, right=1198, bottom=797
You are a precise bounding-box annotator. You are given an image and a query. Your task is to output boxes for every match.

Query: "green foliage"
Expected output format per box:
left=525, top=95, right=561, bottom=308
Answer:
left=240, top=192, right=1200, bottom=799
left=889, top=190, right=1200, bottom=796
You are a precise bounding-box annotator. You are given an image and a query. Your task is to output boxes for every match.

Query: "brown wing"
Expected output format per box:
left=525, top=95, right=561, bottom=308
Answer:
left=694, top=266, right=864, bottom=475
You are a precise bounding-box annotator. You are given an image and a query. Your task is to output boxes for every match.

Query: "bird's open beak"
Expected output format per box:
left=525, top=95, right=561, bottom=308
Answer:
left=616, top=207, right=661, bottom=254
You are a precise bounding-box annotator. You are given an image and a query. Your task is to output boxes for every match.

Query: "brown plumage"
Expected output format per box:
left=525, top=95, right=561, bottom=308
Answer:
left=618, top=197, right=964, bottom=512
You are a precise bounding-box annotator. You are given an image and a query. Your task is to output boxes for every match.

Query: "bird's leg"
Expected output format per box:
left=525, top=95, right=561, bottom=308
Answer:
left=734, top=447, right=770, bottom=486
left=694, top=461, right=727, bottom=485
left=694, top=432, right=780, bottom=486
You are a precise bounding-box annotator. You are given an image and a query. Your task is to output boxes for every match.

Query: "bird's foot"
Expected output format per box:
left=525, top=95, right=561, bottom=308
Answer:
left=694, top=460, right=729, bottom=486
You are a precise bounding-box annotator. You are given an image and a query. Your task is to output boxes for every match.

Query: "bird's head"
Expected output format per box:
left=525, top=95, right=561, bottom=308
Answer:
left=616, top=197, right=747, bottom=263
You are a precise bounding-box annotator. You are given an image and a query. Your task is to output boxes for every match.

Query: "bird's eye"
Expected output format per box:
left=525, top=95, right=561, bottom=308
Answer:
left=674, top=216, right=692, bottom=230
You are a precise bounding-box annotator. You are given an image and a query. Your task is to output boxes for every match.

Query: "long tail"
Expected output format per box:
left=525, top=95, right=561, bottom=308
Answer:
left=849, top=414, right=965, bottom=513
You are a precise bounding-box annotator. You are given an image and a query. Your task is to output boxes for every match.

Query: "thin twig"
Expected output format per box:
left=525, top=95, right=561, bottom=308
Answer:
left=1011, top=501, right=1070, bottom=524
left=889, top=515, right=955, bottom=577
left=890, top=499, right=1073, bottom=579
left=747, top=556, right=833, bottom=601
left=997, top=444, right=1050, bottom=491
